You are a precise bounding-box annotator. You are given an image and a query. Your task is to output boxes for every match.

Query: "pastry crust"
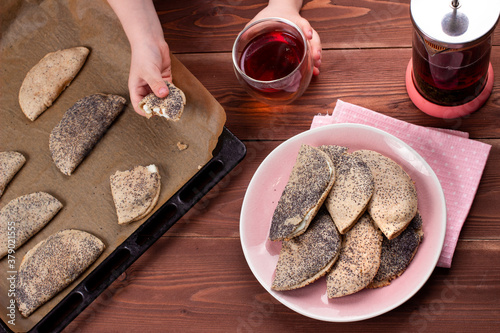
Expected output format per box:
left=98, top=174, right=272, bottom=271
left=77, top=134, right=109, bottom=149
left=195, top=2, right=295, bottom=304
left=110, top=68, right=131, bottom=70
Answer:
left=0, top=151, right=26, bottom=198
left=352, top=150, right=418, bottom=240
left=269, top=144, right=335, bottom=241
left=272, top=208, right=341, bottom=291
left=0, top=192, right=62, bottom=258
left=16, top=229, right=104, bottom=317
left=49, top=93, right=126, bottom=176
left=324, top=153, right=374, bottom=234
left=19, top=47, right=89, bottom=121
left=110, top=165, right=161, bottom=224
left=367, top=211, right=424, bottom=288
left=318, top=145, right=348, bottom=165
left=326, top=213, right=383, bottom=298
left=139, top=81, right=186, bottom=120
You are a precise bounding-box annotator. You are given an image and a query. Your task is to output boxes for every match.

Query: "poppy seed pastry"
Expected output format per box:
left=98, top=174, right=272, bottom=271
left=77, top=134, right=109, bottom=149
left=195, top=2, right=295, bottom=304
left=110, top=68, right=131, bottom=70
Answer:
left=324, top=153, right=374, bottom=234
left=326, top=213, right=383, bottom=298
left=49, top=93, right=126, bottom=176
left=367, top=211, right=424, bottom=288
left=271, top=208, right=342, bottom=291
left=318, top=145, right=348, bottom=165
left=0, top=192, right=62, bottom=259
left=0, top=151, right=26, bottom=199
left=19, top=47, right=89, bottom=121
left=110, top=164, right=161, bottom=224
left=269, top=144, right=335, bottom=241
left=139, top=81, right=186, bottom=120
left=352, top=150, right=418, bottom=240
left=16, top=229, right=104, bottom=317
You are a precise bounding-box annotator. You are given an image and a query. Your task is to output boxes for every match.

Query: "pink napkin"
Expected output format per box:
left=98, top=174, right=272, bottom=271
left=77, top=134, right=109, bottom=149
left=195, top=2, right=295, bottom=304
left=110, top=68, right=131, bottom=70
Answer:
left=311, top=100, right=491, bottom=268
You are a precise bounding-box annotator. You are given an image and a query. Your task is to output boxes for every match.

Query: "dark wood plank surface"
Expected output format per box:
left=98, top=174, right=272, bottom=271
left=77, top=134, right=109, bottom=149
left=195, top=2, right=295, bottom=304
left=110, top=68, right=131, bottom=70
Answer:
left=66, top=0, right=500, bottom=332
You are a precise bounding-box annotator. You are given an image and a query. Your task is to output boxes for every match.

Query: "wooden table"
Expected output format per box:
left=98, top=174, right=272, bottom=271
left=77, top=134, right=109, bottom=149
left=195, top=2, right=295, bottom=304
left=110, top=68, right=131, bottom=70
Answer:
left=66, top=1, right=500, bottom=331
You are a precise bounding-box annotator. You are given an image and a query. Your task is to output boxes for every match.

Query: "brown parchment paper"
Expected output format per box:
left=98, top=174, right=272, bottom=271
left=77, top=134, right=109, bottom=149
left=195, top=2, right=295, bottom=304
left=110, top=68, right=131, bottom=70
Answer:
left=0, top=0, right=226, bottom=331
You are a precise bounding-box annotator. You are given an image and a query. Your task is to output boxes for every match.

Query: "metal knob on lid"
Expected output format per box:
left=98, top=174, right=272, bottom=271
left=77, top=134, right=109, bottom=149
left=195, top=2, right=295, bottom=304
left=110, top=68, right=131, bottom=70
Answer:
left=441, top=1, right=468, bottom=38
left=408, top=0, right=500, bottom=112
left=411, top=0, right=500, bottom=49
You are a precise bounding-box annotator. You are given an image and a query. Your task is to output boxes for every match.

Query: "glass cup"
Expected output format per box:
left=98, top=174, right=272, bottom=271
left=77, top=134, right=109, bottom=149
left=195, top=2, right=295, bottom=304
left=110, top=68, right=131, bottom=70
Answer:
left=232, top=17, right=314, bottom=105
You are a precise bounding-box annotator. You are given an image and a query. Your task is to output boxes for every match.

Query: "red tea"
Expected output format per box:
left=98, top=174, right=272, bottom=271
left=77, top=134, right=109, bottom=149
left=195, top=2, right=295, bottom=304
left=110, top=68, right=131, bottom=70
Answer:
left=240, top=30, right=304, bottom=82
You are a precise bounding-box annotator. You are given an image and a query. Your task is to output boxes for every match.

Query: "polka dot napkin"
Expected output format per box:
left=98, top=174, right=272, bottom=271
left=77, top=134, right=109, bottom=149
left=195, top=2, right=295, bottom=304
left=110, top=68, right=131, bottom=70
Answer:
left=311, top=100, right=491, bottom=268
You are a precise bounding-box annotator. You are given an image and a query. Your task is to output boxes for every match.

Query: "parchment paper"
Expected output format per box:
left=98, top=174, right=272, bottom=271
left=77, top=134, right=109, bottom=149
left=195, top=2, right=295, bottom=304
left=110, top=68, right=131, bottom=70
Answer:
left=0, top=0, right=226, bottom=331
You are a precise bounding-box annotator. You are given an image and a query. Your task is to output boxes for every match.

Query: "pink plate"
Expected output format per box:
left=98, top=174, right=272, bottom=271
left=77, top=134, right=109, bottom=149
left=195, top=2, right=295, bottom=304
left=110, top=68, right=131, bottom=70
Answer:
left=240, top=123, right=446, bottom=322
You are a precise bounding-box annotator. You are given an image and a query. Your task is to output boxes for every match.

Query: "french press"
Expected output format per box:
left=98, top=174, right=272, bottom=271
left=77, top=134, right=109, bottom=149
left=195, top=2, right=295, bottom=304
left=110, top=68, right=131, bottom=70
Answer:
left=406, top=0, right=500, bottom=118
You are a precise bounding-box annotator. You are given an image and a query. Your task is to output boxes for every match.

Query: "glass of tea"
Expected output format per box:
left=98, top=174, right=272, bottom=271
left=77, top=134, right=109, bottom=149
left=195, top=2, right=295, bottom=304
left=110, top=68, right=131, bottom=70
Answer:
left=232, top=17, right=314, bottom=105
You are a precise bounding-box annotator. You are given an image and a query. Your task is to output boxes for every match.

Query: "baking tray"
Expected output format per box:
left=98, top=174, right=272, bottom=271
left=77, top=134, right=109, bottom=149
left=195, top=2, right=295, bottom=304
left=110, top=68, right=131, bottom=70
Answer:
left=0, top=127, right=246, bottom=333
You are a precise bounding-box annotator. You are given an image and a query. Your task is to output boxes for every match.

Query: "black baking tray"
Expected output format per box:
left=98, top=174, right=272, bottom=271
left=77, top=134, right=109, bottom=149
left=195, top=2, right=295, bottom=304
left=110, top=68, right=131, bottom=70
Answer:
left=0, top=127, right=246, bottom=333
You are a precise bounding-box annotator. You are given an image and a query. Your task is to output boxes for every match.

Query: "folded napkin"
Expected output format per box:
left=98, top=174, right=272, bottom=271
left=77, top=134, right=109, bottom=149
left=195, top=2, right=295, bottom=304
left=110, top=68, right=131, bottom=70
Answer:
left=311, top=100, right=491, bottom=268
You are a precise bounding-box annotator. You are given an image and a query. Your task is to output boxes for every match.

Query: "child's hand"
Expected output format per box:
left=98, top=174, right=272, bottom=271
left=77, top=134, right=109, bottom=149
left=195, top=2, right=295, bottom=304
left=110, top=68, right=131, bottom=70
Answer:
left=128, top=40, right=172, bottom=116
left=107, top=0, right=172, bottom=117
left=249, top=0, right=322, bottom=75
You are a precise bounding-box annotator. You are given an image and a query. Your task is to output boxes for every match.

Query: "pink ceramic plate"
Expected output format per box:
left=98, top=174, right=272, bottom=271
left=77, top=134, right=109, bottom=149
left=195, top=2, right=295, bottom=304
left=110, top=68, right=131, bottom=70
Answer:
left=240, top=123, right=446, bottom=322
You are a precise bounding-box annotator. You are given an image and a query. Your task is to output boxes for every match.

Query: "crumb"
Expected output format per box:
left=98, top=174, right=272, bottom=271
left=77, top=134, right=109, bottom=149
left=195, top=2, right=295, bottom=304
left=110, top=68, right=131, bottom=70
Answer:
left=198, top=165, right=202, bottom=170
left=177, top=142, right=188, bottom=151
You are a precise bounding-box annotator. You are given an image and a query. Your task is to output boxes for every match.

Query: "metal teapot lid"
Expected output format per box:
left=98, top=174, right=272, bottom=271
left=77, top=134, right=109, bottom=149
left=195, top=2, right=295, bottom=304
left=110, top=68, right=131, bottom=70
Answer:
left=411, top=0, right=500, bottom=48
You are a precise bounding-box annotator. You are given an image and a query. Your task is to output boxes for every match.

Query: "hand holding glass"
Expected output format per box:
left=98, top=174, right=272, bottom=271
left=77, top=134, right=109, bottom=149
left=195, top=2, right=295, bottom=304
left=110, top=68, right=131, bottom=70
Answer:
left=232, top=18, right=314, bottom=105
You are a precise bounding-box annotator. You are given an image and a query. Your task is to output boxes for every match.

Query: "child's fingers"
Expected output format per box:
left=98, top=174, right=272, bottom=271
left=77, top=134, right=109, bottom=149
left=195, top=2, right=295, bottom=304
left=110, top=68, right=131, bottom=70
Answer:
left=310, top=28, right=322, bottom=75
left=294, top=17, right=314, bottom=42
left=293, top=18, right=322, bottom=75
left=310, top=28, right=322, bottom=58
left=148, top=76, right=170, bottom=98
left=128, top=86, right=148, bottom=117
